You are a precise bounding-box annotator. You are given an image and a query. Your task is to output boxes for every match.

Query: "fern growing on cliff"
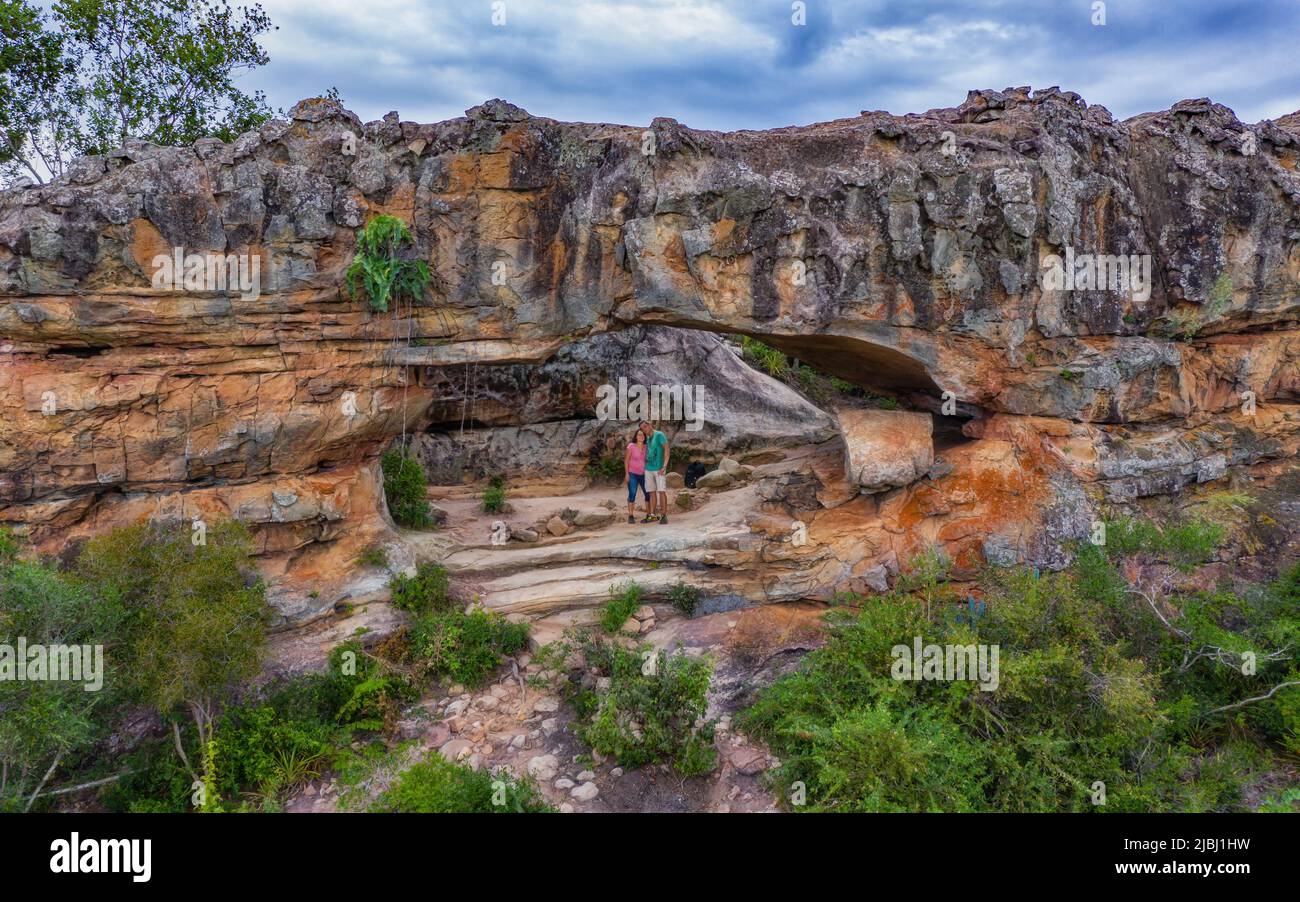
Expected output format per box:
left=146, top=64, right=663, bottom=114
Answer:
left=345, top=215, right=430, bottom=313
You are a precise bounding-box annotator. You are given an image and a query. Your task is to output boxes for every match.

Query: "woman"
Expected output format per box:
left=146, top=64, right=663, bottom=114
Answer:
left=624, top=427, right=649, bottom=524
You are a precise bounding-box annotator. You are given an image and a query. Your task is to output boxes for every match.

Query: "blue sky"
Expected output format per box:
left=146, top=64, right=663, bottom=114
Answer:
left=246, top=0, right=1300, bottom=129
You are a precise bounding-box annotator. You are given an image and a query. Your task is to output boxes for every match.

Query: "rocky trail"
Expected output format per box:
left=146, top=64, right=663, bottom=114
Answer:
left=283, top=600, right=826, bottom=813
left=282, top=450, right=840, bottom=812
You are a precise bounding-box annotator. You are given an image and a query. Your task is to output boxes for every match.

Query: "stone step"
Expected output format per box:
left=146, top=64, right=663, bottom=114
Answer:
left=433, top=522, right=760, bottom=578
left=475, top=560, right=715, bottom=617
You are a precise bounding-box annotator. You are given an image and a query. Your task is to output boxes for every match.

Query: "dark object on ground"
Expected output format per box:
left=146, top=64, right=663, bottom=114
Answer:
left=685, top=462, right=708, bottom=488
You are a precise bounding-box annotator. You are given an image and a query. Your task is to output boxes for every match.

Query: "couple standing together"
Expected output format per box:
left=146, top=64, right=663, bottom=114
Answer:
left=623, top=420, right=670, bottom=525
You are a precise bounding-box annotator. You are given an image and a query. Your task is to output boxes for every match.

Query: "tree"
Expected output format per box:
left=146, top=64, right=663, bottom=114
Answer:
left=0, top=0, right=74, bottom=183
left=0, top=0, right=276, bottom=184
left=0, top=532, right=128, bottom=811
left=74, top=520, right=269, bottom=794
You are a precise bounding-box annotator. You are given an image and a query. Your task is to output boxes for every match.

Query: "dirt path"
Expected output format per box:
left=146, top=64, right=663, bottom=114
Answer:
left=285, top=602, right=826, bottom=813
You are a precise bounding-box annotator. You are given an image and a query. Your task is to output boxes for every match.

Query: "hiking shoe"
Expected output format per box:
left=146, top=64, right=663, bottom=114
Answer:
left=658, top=515, right=668, bottom=525
left=641, top=515, right=656, bottom=523
left=627, top=515, right=635, bottom=524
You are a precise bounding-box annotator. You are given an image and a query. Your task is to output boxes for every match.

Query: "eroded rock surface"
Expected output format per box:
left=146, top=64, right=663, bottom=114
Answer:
left=2, top=88, right=1298, bottom=642
left=838, top=407, right=934, bottom=493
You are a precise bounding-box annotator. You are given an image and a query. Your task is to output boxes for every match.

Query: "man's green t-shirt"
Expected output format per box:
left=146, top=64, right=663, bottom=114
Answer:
left=645, top=430, right=667, bottom=471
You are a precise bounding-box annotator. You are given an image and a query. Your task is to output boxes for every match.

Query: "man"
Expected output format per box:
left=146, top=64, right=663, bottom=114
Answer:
left=640, top=419, right=670, bottom=524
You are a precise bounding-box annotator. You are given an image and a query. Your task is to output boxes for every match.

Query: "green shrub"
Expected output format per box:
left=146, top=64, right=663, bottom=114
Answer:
left=358, top=545, right=389, bottom=569
left=381, top=448, right=433, bottom=529
left=371, top=755, right=551, bottom=812
left=1105, top=517, right=1223, bottom=571
left=601, top=581, right=644, bottom=632
left=586, top=453, right=624, bottom=484
left=668, top=581, right=701, bottom=618
left=345, top=215, right=431, bottom=313
left=0, top=543, right=128, bottom=811
left=406, top=607, right=529, bottom=688
left=73, top=520, right=268, bottom=798
left=101, top=736, right=196, bottom=813
left=480, top=476, right=508, bottom=514
left=739, top=335, right=789, bottom=377
left=388, top=562, right=453, bottom=615
left=737, top=541, right=1296, bottom=812
left=324, top=641, right=419, bottom=732
left=896, top=547, right=954, bottom=618
left=213, top=700, right=335, bottom=810
left=563, top=632, right=716, bottom=776
left=103, top=650, right=387, bottom=813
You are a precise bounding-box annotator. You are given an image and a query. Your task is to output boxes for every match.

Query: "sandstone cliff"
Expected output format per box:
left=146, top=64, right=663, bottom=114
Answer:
left=2, top=87, right=1297, bottom=634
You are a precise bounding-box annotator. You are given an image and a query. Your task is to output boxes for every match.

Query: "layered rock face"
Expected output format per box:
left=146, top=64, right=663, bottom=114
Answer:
left=411, top=324, right=836, bottom=490
left=1, top=87, right=1298, bottom=628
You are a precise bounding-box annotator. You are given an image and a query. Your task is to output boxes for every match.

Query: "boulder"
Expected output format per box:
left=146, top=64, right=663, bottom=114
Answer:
left=837, top=408, right=934, bottom=493
left=573, top=508, right=615, bottom=528
left=546, top=516, right=572, bottom=537
left=570, top=782, right=599, bottom=802
left=526, top=754, right=559, bottom=781
left=696, top=469, right=734, bottom=489
left=666, top=471, right=685, bottom=488
left=439, top=739, right=474, bottom=763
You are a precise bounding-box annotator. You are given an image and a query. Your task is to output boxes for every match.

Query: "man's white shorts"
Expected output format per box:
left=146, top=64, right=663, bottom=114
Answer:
left=646, top=469, right=668, bottom=492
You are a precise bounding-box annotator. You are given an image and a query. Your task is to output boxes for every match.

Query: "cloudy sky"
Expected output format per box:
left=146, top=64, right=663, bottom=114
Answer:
left=250, top=0, right=1299, bottom=130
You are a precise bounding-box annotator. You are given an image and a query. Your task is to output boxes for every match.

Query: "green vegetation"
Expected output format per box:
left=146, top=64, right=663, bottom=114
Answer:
left=601, top=581, right=644, bottom=632
left=388, top=562, right=453, bottom=614
left=1159, top=272, right=1234, bottom=342
left=385, top=560, right=528, bottom=688
left=2, top=522, right=270, bottom=811
left=1, top=0, right=276, bottom=185
left=739, top=335, right=789, bottom=378
left=586, top=453, right=624, bottom=484
left=668, top=580, right=701, bottom=618
left=736, top=335, right=899, bottom=408
left=405, top=606, right=529, bottom=688
left=480, top=475, right=508, bottom=514
left=0, top=530, right=126, bottom=810
left=357, top=544, right=389, bottom=569
left=346, top=215, right=431, bottom=313
left=324, top=639, right=419, bottom=734
left=371, top=755, right=551, bottom=813
left=381, top=447, right=433, bottom=529
left=3, top=517, right=531, bottom=813
left=105, top=641, right=416, bottom=812
left=556, top=631, right=717, bottom=777
left=738, top=525, right=1300, bottom=812
left=72, top=520, right=268, bottom=801
left=1104, top=516, right=1224, bottom=572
